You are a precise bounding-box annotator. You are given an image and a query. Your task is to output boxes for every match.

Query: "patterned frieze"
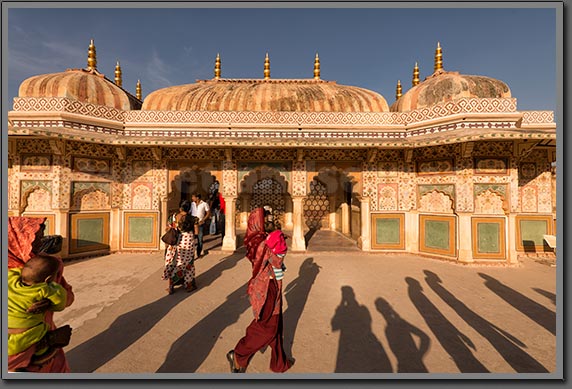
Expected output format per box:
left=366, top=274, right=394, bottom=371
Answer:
left=416, top=159, right=455, bottom=175
left=474, top=157, right=509, bottom=175
left=13, top=97, right=520, bottom=126
left=472, top=141, right=514, bottom=157
left=164, top=148, right=225, bottom=160
left=233, top=148, right=296, bottom=161
left=521, top=111, right=554, bottom=124
left=413, top=144, right=458, bottom=161
left=305, top=149, right=366, bottom=161
left=12, top=97, right=126, bottom=122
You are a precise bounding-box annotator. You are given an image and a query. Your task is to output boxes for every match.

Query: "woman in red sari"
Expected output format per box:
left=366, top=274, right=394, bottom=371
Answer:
left=226, top=208, right=293, bottom=373
left=7, top=216, right=75, bottom=373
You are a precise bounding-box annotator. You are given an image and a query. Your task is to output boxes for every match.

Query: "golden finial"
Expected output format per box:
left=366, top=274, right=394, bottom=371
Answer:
left=114, top=60, right=122, bottom=87
left=136, top=79, right=142, bottom=100
left=214, top=53, right=221, bottom=79
left=412, top=62, right=420, bottom=86
left=264, top=52, right=270, bottom=80
left=434, top=42, right=443, bottom=72
left=87, top=39, right=97, bottom=70
left=313, top=52, right=320, bottom=80
left=396, top=80, right=402, bottom=100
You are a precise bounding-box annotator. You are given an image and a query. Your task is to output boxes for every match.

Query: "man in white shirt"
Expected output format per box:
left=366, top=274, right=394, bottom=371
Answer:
left=192, top=193, right=210, bottom=257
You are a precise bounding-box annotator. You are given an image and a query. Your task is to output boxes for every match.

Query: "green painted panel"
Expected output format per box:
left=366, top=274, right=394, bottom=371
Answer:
left=128, top=217, right=154, bottom=243
left=477, top=222, right=500, bottom=253
left=376, top=218, right=400, bottom=244
left=425, top=220, right=450, bottom=250
left=77, top=218, right=104, bottom=247
left=520, top=220, right=548, bottom=246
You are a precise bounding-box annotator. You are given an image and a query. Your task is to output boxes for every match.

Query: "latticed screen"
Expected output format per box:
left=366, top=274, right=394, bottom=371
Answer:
left=249, top=177, right=286, bottom=227
left=304, top=179, right=330, bottom=229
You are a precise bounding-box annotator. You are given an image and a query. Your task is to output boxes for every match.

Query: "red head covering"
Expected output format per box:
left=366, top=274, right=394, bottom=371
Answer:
left=266, top=230, right=287, bottom=255
left=243, top=208, right=267, bottom=263
left=8, top=216, right=46, bottom=268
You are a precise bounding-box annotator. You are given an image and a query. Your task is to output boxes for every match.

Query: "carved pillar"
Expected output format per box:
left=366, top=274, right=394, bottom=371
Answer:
left=222, top=157, right=238, bottom=251
left=457, top=213, right=474, bottom=263
left=291, top=160, right=307, bottom=251
left=291, top=197, right=306, bottom=251
left=357, top=197, right=371, bottom=250
left=222, top=197, right=237, bottom=251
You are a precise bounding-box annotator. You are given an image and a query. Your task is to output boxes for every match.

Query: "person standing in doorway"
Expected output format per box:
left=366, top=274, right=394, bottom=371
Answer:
left=218, top=191, right=226, bottom=240
left=192, top=193, right=210, bottom=258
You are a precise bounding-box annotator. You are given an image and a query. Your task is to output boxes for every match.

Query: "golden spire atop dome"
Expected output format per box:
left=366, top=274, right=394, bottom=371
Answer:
left=434, top=42, right=443, bottom=72
left=264, top=52, right=270, bottom=80
left=395, top=80, right=402, bottom=100
left=314, top=52, right=320, bottom=80
left=214, top=53, right=221, bottom=79
left=114, top=60, right=122, bottom=87
left=87, top=39, right=97, bottom=70
left=136, top=79, right=142, bottom=100
left=412, top=62, right=420, bottom=86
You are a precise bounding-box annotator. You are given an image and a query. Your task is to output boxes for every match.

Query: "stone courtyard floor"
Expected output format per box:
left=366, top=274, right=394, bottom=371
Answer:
left=53, top=231, right=559, bottom=377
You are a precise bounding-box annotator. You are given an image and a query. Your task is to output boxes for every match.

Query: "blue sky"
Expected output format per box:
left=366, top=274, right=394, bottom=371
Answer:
left=7, top=5, right=557, bottom=111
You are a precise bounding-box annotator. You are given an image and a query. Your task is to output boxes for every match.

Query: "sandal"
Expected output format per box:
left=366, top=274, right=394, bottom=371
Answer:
left=167, top=285, right=174, bottom=295
left=226, top=350, right=246, bottom=373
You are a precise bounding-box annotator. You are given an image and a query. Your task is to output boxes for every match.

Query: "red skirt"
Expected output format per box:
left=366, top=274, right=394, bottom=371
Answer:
left=233, top=279, right=292, bottom=373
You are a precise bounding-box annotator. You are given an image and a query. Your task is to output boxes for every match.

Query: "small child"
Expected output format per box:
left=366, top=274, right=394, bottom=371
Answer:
left=8, top=254, right=72, bottom=359
left=264, top=223, right=288, bottom=280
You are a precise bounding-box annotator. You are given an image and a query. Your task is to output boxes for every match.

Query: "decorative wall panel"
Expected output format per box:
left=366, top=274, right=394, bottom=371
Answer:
left=515, top=215, right=554, bottom=252
left=69, top=212, right=110, bottom=254
left=371, top=213, right=405, bottom=250
left=123, top=212, right=159, bottom=249
left=419, top=214, right=457, bottom=257
left=471, top=217, right=506, bottom=260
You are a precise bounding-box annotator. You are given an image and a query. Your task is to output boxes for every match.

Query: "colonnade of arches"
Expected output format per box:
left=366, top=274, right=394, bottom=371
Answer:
left=167, top=164, right=361, bottom=250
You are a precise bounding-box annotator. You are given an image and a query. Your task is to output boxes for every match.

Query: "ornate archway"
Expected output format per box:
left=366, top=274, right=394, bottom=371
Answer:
left=237, top=166, right=291, bottom=229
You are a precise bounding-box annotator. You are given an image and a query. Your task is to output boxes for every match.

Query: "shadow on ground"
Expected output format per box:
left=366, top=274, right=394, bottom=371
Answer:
left=67, top=249, right=245, bottom=372
left=331, top=286, right=392, bottom=372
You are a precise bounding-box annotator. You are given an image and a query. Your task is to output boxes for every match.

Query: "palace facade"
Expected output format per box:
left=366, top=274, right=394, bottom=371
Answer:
left=7, top=41, right=556, bottom=262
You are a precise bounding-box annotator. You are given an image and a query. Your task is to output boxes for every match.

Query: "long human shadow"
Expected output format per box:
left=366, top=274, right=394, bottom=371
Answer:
left=282, top=257, right=321, bottom=358
left=375, top=297, right=430, bottom=373
left=405, top=277, right=488, bottom=373
left=156, top=282, right=250, bottom=372
left=532, top=287, right=556, bottom=306
left=331, top=286, right=392, bottom=372
left=425, top=271, right=549, bottom=373
left=479, top=273, right=556, bottom=335
left=67, top=249, right=245, bottom=372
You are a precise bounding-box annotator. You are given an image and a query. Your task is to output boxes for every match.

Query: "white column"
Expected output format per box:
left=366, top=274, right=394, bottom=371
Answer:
left=406, top=210, right=419, bottom=253
left=58, top=210, right=70, bottom=258
left=507, top=213, right=518, bottom=264
left=110, top=208, right=121, bottom=252
left=222, top=196, right=237, bottom=251
left=357, top=197, right=371, bottom=251
left=291, top=196, right=306, bottom=251
left=284, top=199, right=293, bottom=230
left=341, top=202, right=350, bottom=235
left=457, top=212, right=474, bottom=263
left=240, top=194, right=250, bottom=229
left=329, top=195, right=337, bottom=230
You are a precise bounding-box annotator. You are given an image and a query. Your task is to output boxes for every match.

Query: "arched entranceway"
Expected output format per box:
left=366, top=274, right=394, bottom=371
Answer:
left=305, top=167, right=360, bottom=248
left=237, top=166, right=292, bottom=230
left=168, top=166, right=217, bottom=214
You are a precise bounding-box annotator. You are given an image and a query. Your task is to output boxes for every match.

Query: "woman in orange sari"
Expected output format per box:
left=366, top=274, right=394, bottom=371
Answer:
left=7, top=216, right=75, bottom=373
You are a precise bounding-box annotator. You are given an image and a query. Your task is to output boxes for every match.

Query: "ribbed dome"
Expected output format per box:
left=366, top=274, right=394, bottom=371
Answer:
left=391, top=69, right=511, bottom=112
left=18, top=68, right=141, bottom=110
left=142, top=79, right=389, bottom=112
